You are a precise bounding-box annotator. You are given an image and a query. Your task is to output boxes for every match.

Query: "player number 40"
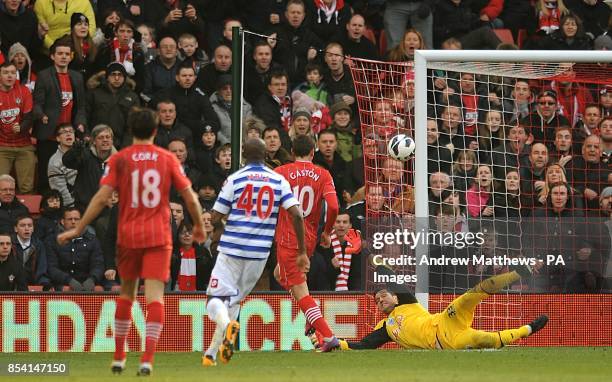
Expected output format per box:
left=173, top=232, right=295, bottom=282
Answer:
left=131, top=169, right=161, bottom=208
left=237, top=184, right=275, bottom=219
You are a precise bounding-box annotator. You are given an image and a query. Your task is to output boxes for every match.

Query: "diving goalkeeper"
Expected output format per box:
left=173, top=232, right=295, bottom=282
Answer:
left=340, top=267, right=548, bottom=350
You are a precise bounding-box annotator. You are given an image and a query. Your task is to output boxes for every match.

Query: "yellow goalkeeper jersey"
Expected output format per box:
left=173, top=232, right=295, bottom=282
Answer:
left=375, top=303, right=438, bottom=349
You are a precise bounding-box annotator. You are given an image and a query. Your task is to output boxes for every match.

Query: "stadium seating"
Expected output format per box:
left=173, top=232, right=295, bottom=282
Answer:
left=493, top=29, right=515, bottom=45
left=17, top=194, right=42, bottom=218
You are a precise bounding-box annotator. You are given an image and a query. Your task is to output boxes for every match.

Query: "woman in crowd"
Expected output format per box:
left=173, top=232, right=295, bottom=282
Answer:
left=386, top=28, right=426, bottom=62
left=538, top=13, right=591, bottom=50
left=69, top=13, right=98, bottom=79
left=536, top=163, right=583, bottom=211
left=465, top=164, right=496, bottom=218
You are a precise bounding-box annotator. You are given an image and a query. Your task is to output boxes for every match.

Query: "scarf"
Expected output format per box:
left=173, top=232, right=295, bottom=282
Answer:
left=177, top=247, right=197, bottom=291
left=314, top=0, right=344, bottom=24
left=112, top=37, right=136, bottom=75
left=538, top=9, right=560, bottom=34
left=331, top=228, right=362, bottom=291
left=273, top=95, right=292, bottom=131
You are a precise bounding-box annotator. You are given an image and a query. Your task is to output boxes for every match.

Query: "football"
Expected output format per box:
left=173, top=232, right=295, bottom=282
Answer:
left=387, top=134, right=415, bottom=161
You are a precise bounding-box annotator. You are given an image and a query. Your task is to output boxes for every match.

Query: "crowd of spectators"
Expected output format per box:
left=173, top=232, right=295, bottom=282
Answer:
left=0, top=0, right=610, bottom=294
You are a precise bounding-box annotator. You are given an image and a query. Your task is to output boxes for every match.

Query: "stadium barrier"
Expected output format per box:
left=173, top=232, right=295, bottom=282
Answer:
left=1, top=293, right=610, bottom=352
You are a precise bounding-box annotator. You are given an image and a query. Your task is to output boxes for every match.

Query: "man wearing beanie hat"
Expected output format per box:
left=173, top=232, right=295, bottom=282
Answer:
left=34, top=2, right=97, bottom=50
left=0, top=0, right=40, bottom=59
left=328, top=101, right=356, bottom=163
left=520, top=89, right=570, bottom=144
left=8, top=43, right=35, bottom=92
left=86, top=62, right=140, bottom=148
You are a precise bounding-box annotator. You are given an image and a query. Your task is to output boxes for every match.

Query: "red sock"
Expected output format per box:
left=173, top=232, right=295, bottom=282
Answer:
left=141, top=301, right=164, bottom=364
left=114, top=298, right=133, bottom=361
left=298, top=296, right=333, bottom=338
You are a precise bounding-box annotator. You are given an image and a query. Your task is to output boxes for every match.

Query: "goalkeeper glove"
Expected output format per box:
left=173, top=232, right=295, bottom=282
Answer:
left=339, top=339, right=351, bottom=351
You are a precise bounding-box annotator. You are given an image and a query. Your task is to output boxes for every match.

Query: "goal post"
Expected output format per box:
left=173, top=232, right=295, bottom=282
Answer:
left=350, top=49, right=612, bottom=333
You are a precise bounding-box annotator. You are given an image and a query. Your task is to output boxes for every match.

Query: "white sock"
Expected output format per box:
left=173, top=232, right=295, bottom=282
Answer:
left=205, top=325, right=225, bottom=359
left=207, top=298, right=230, bottom=329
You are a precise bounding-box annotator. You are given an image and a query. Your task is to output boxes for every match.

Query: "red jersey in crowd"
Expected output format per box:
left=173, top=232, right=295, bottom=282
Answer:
left=100, top=144, right=192, bottom=249
left=57, top=72, right=73, bottom=125
left=275, top=160, right=338, bottom=253
left=0, top=83, right=33, bottom=147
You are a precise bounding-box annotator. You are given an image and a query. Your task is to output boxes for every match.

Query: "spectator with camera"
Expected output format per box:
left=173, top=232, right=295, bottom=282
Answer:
left=95, top=19, right=145, bottom=92
left=62, top=124, right=116, bottom=210
left=157, top=0, right=204, bottom=42
left=48, top=124, right=78, bottom=207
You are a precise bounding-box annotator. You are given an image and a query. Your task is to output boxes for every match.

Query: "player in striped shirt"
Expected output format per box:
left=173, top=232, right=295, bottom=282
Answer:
left=274, top=135, right=341, bottom=351
left=58, top=108, right=205, bottom=376
left=203, top=138, right=305, bottom=366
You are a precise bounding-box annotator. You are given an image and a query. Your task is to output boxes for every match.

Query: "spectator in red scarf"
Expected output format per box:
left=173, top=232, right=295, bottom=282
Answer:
left=170, top=221, right=215, bottom=291
left=96, top=19, right=145, bottom=92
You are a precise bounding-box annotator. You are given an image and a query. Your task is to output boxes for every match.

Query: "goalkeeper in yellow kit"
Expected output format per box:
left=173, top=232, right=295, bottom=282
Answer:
left=340, top=267, right=548, bottom=350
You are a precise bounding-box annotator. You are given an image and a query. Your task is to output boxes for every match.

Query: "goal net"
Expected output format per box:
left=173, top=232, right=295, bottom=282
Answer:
left=349, top=50, right=612, bottom=338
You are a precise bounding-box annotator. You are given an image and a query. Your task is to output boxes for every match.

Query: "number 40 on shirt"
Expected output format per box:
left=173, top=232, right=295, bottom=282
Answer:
left=237, top=184, right=275, bottom=219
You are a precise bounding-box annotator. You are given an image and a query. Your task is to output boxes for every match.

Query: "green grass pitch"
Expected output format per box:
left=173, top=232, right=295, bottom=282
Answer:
left=1, top=348, right=610, bottom=382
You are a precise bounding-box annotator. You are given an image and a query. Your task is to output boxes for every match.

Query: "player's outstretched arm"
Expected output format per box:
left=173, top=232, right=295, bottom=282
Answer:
left=179, top=187, right=206, bottom=243
left=340, top=325, right=392, bottom=350
left=57, top=185, right=114, bottom=245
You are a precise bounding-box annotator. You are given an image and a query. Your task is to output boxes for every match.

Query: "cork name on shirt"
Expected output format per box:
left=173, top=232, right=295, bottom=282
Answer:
left=288, top=168, right=320, bottom=181
left=131, top=152, right=159, bottom=162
